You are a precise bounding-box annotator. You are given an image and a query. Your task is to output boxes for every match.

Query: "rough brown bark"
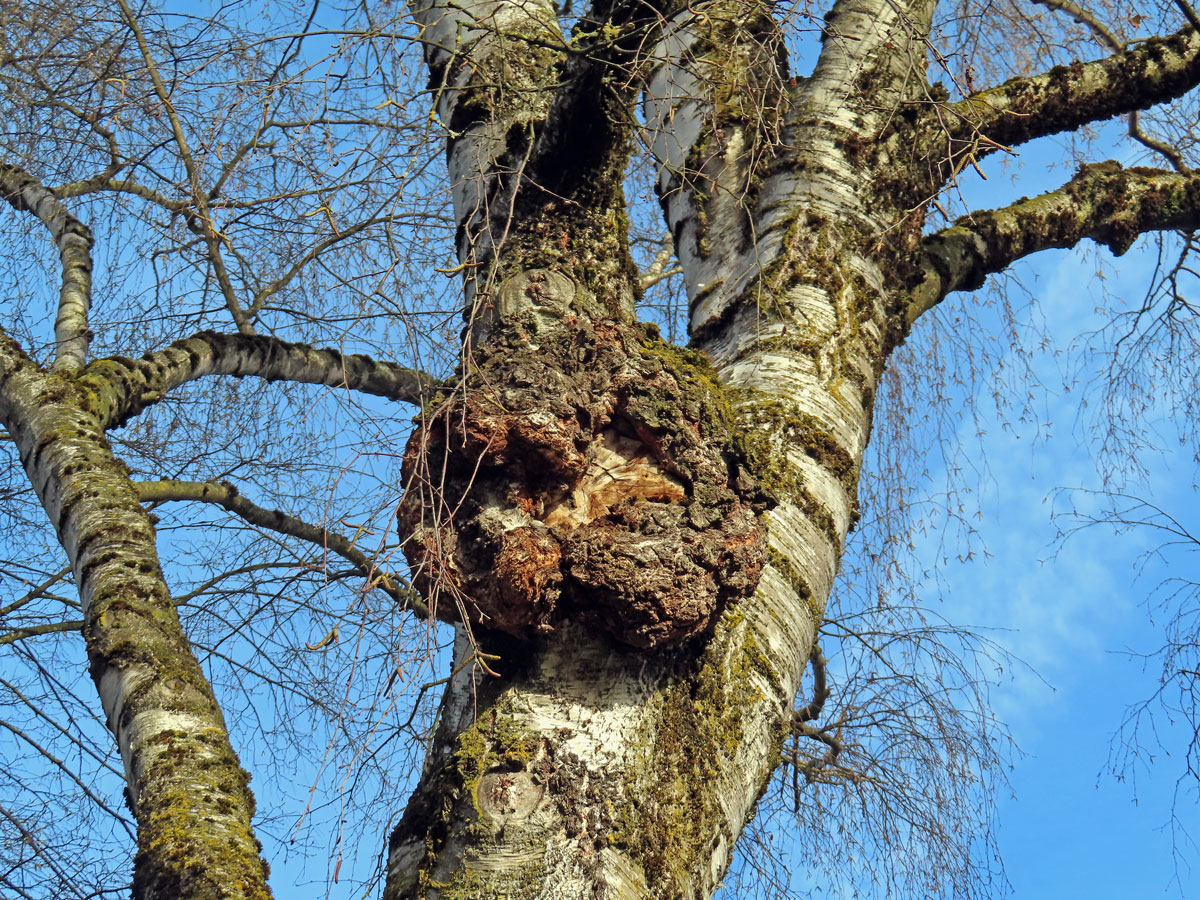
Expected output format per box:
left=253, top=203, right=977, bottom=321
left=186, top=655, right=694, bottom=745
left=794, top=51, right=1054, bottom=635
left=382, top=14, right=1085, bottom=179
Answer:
left=399, top=316, right=769, bottom=648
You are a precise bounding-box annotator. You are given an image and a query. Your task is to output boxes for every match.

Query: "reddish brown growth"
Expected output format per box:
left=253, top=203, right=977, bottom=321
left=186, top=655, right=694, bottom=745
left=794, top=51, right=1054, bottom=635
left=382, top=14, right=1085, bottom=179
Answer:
left=398, top=321, right=769, bottom=648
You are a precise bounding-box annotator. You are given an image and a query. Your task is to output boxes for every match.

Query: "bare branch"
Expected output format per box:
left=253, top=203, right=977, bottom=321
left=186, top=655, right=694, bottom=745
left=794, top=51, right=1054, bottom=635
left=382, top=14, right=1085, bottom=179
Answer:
left=114, top=0, right=254, bottom=334
left=639, top=235, right=682, bottom=290
left=0, top=566, right=72, bottom=620
left=1178, top=0, right=1200, bottom=32
left=1030, top=1, right=1190, bottom=173
left=1129, top=110, right=1190, bottom=172
left=929, top=27, right=1200, bottom=171
left=247, top=215, right=393, bottom=317
left=55, top=176, right=194, bottom=217
left=0, top=621, right=83, bottom=645
left=79, top=330, right=442, bottom=429
left=135, top=479, right=429, bottom=619
left=1031, top=0, right=1122, bottom=51
left=794, top=645, right=831, bottom=725
left=0, top=717, right=133, bottom=837
left=785, top=647, right=852, bottom=795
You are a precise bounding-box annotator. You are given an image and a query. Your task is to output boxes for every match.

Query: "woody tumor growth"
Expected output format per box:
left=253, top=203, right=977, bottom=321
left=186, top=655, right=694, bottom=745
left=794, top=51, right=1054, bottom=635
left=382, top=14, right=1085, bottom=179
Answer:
left=398, top=319, right=771, bottom=648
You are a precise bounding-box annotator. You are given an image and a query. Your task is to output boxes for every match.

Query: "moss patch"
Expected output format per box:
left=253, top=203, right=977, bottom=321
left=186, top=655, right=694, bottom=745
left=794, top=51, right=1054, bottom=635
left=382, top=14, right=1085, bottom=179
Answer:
left=613, top=607, right=780, bottom=897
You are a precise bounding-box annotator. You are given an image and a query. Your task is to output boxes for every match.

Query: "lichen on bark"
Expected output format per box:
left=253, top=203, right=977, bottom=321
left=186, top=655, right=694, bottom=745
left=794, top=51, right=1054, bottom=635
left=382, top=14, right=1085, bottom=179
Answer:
left=0, top=352, right=272, bottom=900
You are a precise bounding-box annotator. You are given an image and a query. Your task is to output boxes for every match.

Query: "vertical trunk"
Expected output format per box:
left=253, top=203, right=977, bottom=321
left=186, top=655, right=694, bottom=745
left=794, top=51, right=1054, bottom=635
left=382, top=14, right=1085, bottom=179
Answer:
left=0, top=337, right=271, bottom=900
left=386, top=269, right=784, bottom=897
left=383, top=0, right=939, bottom=895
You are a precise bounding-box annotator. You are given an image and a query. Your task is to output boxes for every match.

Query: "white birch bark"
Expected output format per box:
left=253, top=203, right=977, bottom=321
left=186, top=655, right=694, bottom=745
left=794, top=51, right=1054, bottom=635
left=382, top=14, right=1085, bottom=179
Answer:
left=412, top=0, right=564, bottom=310
left=0, top=333, right=271, bottom=900
left=379, top=0, right=961, bottom=895
left=0, top=164, right=93, bottom=371
left=73, top=330, right=435, bottom=429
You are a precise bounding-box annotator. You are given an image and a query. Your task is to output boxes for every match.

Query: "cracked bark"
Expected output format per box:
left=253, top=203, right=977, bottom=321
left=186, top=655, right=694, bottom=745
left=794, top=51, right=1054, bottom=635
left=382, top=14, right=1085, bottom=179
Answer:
left=379, top=0, right=1200, bottom=896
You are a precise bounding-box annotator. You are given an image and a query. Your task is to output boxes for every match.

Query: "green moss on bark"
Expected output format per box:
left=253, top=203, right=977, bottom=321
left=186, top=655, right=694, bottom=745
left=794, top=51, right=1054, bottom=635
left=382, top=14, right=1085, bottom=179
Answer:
left=408, top=711, right=548, bottom=899
left=613, top=607, right=782, bottom=898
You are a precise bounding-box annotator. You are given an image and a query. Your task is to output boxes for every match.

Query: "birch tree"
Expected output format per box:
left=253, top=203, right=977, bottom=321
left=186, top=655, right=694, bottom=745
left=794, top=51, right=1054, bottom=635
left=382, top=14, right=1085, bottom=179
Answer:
left=1, top=0, right=1198, bottom=898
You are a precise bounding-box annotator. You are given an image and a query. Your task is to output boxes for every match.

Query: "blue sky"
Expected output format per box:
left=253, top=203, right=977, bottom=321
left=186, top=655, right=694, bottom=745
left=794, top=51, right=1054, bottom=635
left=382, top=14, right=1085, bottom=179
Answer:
left=907, top=235, right=1200, bottom=896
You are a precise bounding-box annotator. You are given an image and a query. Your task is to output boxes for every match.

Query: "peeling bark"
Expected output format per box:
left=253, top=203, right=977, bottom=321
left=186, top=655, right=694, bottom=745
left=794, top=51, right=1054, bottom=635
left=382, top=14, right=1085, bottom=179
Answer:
left=382, top=3, right=930, bottom=895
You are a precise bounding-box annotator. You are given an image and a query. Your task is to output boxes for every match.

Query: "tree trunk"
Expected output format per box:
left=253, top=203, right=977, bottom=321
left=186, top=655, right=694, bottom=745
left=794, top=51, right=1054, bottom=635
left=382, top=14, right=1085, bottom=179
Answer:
left=380, top=0, right=934, bottom=893
left=0, top=334, right=272, bottom=900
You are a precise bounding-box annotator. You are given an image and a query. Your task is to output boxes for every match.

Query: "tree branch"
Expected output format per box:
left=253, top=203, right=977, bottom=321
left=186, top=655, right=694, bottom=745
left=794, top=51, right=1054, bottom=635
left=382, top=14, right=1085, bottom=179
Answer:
left=641, top=0, right=790, bottom=330
left=79, top=330, right=442, bottom=429
left=794, top=645, right=831, bottom=724
left=523, top=0, right=668, bottom=197
left=1031, top=0, right=1122, bottom=50
left=785, top=647, right=855, bottom=802
left=907, top=162, right=1200, bottom=324
left=135, top=479, right=429, bottom=619
left=813, top=0, right=937, bottom=93
left=0, top=566, right=72, bottom=619
left=0, top=164, right=93, bottom=372
left=55, top=176, right=194, bottom=217
left=0, top=717, right=132, bottom=834
left=246, top=215, right=392, bottom=317
left=1178, top=0, right=1200, bottom=32
left=639, top=234, right=682, bottom=289
left=413, top=0, right=565, bottom=285
left=929, top=27, right=1200, bottom=171
left=1030, top=0, right=1190, bottom=172
left=0, top=620, right=83, bottom=646
left=115, top=0, right=255, bottom=335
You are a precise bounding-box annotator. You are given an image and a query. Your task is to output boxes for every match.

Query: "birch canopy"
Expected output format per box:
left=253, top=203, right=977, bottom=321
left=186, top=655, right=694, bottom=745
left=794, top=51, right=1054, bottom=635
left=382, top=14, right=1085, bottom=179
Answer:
left=0, top=0, right=1197, bottom=898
